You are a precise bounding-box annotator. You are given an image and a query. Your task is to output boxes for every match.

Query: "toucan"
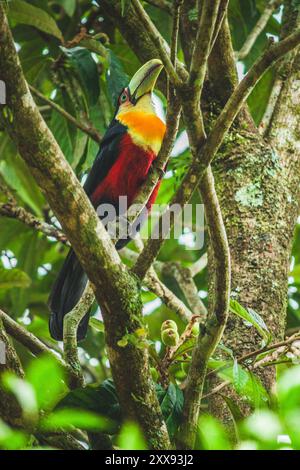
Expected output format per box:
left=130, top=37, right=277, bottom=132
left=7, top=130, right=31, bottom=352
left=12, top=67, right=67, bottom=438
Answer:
left=49, top=59, right=165, bottom=341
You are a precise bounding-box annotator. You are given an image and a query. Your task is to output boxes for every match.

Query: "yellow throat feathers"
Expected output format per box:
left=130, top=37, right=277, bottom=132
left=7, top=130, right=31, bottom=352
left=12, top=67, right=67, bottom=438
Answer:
left=117, top=111, right=166, bottom=155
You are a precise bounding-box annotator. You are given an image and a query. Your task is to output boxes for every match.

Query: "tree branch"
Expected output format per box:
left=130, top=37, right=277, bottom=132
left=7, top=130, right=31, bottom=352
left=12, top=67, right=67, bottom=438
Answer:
left=29, top=85, right=102, bottom=144
left=0, top=6, right=170, bottom=449
left=0, top=201, right=68, bottom=244
left=162, top=262, right=207, bottom=317
left=177, top=167, right=230, bottom=449
left=0, top=309, right=83, bottom=387
left=189, top=0, right=221, bottom=100
left=63, top=283, right=95, bottom=389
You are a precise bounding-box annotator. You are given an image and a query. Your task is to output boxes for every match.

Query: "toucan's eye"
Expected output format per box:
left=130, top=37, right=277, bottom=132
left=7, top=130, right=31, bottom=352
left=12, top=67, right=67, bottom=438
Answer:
left=120, top=92, right=127, bottom=103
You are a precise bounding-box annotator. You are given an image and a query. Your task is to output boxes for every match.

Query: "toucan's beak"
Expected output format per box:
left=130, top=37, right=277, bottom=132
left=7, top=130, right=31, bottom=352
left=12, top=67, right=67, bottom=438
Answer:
left=128, top=59, right=163, bottom=102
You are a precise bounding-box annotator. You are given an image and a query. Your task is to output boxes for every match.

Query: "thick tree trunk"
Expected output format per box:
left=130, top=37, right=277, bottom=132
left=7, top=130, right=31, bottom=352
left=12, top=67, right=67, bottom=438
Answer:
left=206, top=8, right=300, bottom=420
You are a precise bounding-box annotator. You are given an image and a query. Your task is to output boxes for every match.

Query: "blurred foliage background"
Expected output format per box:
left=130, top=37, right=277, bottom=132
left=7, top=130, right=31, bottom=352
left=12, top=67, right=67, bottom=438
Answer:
left=0, top=0, right=300, bottom=450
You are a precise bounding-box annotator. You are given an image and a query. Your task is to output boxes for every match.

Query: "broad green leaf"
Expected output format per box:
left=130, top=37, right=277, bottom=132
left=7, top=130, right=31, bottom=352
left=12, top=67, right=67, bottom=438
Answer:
left=0, top=419, right=28, bottom=450
left=11, top=232, right=40, bottom=315
left=80, top=38, right=108, bottom=59
left=230, top=299, right=272, bottom=344
left=89, top=317, right=104, bottom=332
left=118, top=421, right=147, bottom=450
left=0, top=143, right=44, bottom=216
left=156, top=383, right=184, bottom=438
left=210, top=359, right=269, bottom=407
left=277, top=365, right=300, bottom=411
left=61, top=47, right=100, bottom=106
left=241, top=410, right=282, bottom=445
left=40, top=408, right=113, bottom=432
left=2, top=373, right=38, bottom=422
left=61, top=0, right=76, bottom=17
left=9, top=0, right=63, bottom=41
left=49, top=109, right=73, bottom=163
left=0, top=267, right=31, bottom=289
left=57, top=379, right=121, bottom=428
left=198, top=414, right=231, bottom=450
left=107, top=51, right=129, bottom=107
left=248, top=69, right=275, bottom=125
left=221, top=394, right=244, bottom=422
left=233, top=358, right=247, bottom=393
left=26, top=355, right=67, bottom=411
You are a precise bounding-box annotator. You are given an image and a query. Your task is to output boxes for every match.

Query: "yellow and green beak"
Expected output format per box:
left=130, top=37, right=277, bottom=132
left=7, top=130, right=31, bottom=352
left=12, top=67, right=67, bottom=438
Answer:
left=128, top=59, right=163, bottom=102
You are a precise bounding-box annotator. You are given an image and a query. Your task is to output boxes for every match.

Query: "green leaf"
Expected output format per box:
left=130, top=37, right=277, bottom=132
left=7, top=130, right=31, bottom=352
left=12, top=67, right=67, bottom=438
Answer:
left=26, top=355, right=67, bottom=412
left=0, top=146, right=45, bottom=216
left=233, top=358, right=247, bottom=393
left=107, top=51, right=129, bottom=107
left=241, top=410, right=282, bottom=445
left=2, top=373, right=38, bottom=422
left=61, top=0, right=76, bottom=17
left=277, top=365, right=300, bottom=411
left=40, top=408, right=113, bottom=432
left=118, top=421, right=147, bottom=450
left=61, top=47, right=100, bottom=106
left=156, top=383, right=184, bottom=438
left=0, top=419, right=28, bottom=450
left=57, top=379, right=121, bottom=430
left=49, top=109, right=73, bottom=163
left=221, top=394, right=244, bottom=422
left=230, top=299, right=272, bottom=344
left=248, top=69, right=275, bottom=125
left=0, top=267, right=31, bottom=289
left=209, top=359, right=269, bottom=406
left=89, top=317, right=104, bottom=332
left=10, top=232, right=40, bottom=315
left=198, top=414, right=231, bottom=450
left=9, top=0, right=63, bottom=40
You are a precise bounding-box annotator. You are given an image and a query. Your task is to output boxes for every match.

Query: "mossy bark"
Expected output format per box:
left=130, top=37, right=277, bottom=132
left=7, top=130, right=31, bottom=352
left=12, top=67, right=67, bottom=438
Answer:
left=206, top=9, right=300, bottom=420
left=0, top=320, right=24, bottom=427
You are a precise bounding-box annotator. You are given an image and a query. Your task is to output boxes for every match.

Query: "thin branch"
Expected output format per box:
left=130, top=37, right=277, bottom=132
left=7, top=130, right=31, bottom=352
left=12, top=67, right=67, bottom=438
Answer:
left=133, top=236, right=192, bottom=323
left=210, top=0, right=230, bottom=53
left=202, top=380, right=230, bottom=399
left=190, top=253, right=208, bottom=277
left=204, top=334, right=300, bottom=399
left=131, top=0, right=182, bottom=86
left=178, top=167, right=230, bottom=450
left=170, top=1, right=183, bottom=67
left=99, top=0, right=188, bottom=90
left=63, top=283, right=95, bottom=389
left=238, top=333, right=300, bottom=364
left=0, top=309, right=82, bottom=387
left=121, top=246, right=192, bottom=322
left=236, top=0, right=282, bottom=61
left=29, top=85, right=102, bottom=144
left=189, top=0, right=221, bottom=99
left=162, top=262, right=207, bottom=317
left=146, top=268, right=193, bottom=323
left=0, top=201, right=68, bottom=244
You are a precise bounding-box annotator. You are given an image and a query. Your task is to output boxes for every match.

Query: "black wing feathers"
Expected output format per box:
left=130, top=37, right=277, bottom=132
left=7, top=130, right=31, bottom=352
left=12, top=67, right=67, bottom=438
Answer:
left=49, top=119, right=127, bottom=341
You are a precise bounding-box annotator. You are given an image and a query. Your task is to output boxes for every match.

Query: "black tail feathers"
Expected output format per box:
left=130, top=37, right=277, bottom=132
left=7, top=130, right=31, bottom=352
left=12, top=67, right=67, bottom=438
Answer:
left=48, top=249, right=89, bottom=341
